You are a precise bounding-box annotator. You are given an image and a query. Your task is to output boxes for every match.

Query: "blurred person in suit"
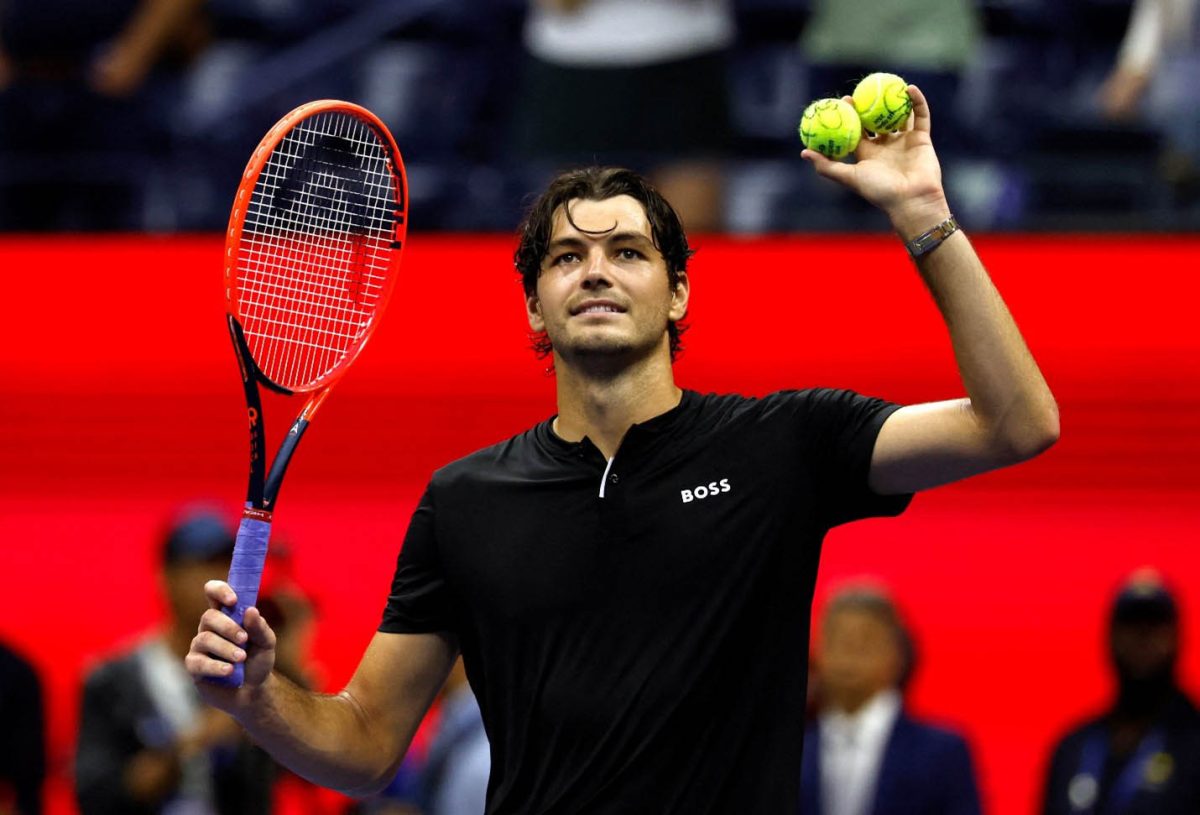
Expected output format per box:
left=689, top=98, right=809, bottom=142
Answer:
left=512, top=0, right=734, bottom=232
left=801, top=585, right=982, bottom=815
left=0, top=640, right=44, bottom=815
left=1041, top=568, right=1200, bottom=815
left=75, top=507, right=275, bottom=815
left=420, top=657, right=489, bottom=815
left=1097, top=0, right=1200, bottom=206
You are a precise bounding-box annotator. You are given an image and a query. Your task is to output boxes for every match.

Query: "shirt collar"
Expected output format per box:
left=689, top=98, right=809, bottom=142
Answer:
left=821, top=688, right=902, bottom=743
left=536, top=389, right=698, bottom=459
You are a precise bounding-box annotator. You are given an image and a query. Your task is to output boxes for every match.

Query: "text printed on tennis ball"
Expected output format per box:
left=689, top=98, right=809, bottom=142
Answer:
left=852, top=72, right=913, bottom=133
left=798, top=98, right=862, bottom=160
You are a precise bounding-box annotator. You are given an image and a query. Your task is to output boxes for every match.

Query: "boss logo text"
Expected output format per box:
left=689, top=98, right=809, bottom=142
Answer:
left=681, top=479, right=731, bottom=503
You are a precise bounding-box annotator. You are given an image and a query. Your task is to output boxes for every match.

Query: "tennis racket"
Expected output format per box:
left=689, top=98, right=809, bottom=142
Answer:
left=214, top=100, right=407, bottom=687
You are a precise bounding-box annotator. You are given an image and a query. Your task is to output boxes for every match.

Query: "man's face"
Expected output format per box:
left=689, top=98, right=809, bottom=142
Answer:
left=526, top=195, right=688, bottom=365
left=164, top=559, right=229, bottom=627
left=818, top=609, right=903, bottom=710
left=1110, top=619, right=1177, bottom=683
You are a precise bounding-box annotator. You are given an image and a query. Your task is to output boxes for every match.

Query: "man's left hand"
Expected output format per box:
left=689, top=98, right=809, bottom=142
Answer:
left=801, top=85, right=950, bottom=238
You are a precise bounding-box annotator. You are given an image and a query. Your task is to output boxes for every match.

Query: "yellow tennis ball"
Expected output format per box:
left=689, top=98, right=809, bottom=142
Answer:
left=852, top=72, right=913, bottom=133
left=798, top=98, right=862, bottom=160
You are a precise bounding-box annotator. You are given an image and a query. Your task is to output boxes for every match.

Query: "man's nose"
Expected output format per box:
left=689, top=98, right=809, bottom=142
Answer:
left=580, top=250, right=613, bottom=287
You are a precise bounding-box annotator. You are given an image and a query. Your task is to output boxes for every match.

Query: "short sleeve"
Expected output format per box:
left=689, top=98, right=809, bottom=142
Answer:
left=784, top=388, right=912, bottom=527
left=379, top=484, right=456, bottom=635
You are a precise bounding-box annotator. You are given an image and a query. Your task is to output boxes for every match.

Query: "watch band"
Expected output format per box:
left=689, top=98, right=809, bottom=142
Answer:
left=904, top=215, right=960, bottom=260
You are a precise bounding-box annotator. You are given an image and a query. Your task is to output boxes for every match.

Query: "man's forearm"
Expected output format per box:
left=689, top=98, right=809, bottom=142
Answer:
left=901, top=216, right=1059, bottom=458
left=189, top=606, right=455, bottom=798
left=235, top=671, right=402, bottom=797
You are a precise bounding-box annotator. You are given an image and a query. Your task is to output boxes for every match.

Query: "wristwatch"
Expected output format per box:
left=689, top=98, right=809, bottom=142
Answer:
left=903, top=215, right=959, bottom=260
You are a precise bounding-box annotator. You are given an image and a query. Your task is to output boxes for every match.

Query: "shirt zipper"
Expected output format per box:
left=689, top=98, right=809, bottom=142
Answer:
left=598, top=456, right=615, bottom=498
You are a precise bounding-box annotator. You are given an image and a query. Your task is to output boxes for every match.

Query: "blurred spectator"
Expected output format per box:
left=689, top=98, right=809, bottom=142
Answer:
left=351, top=754, right=424, bottom=815
left=0, top=0, right=205, bottom=96
left=799, top=0, right=981, bottom=159
left=1096, top=0, right=1200, bottom=206
left=0, top=640, right=45, bottom=815
left=75, top=506, right=274, bottom=815
left=0, top=0, right=207, bottom=229
left=1041, top=568, right=1200, bottom=815
left=512, top=0, right=734, bottom=232
left=801, top=585, right=981, bottom=815
left=420, top=658, right=488, bottom=815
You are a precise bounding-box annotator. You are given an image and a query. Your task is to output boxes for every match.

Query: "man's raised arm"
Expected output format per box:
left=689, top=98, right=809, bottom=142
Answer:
left=803, top=85, right=1059, bottom=495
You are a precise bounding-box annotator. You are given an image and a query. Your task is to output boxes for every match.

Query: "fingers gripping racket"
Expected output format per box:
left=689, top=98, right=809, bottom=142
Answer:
left=214, top=100, right=407, bottom=687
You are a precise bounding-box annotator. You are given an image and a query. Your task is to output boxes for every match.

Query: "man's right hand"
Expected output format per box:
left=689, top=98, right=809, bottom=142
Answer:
left=186, top=580, right=278, bottom=707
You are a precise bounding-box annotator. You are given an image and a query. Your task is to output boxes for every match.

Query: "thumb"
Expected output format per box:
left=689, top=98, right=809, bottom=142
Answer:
left=239, top=607, right=278, bottom=689
left=243, top=606, right=277, bottom=651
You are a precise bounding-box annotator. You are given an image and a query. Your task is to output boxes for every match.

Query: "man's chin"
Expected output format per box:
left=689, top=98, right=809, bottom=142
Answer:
left=554, top=337, right=651, bottom=369
left=548, top=325, right=670, bottom=368
left=569, top=339, right=636, bottom=357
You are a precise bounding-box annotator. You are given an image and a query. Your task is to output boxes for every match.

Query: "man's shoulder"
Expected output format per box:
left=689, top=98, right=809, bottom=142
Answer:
left=690, top=387, right=882, bottom=414
left=683, top=387, right=893, bottom=437
left=0, top=642, right=38, bottom=688
left=879, top=714, right=979, bottom=791
left=422, top=387, right=868, bottom=487
left=430, top=423, right=549, bottom=488
left=894, top=713, right=973, bottom=755
left=1047, top=712, right=1106, bottom=757
left=81, top=644, right=148, bottom=698
left=1169, top=688, right=1200, bottom=722
left=679, top=387, right=840, bottom=423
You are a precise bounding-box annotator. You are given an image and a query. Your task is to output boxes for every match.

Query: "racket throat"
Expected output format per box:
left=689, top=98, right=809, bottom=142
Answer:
left=263, top=417, right=311, bottom=508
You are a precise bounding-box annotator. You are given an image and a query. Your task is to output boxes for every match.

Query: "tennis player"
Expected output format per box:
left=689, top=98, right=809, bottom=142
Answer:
left=186, top=86, right=1058, bottom=813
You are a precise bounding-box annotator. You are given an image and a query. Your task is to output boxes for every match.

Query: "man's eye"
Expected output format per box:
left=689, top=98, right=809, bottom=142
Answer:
left=617, top=248, right=644, bottom=260
left=553, top=252, right=580, bottom=265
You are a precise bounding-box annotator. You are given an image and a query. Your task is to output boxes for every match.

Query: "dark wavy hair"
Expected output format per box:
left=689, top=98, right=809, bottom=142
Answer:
left=514, top=166, right=694, bottom=360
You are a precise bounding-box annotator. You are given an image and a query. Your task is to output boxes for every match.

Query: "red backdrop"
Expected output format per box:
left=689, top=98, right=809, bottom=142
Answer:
left=2, top=234, right=1198, bottom=815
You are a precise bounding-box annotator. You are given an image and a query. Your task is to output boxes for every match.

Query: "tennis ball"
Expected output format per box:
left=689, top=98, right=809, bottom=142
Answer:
left=798, top=98, right=862, bottom=160
left=852, top=72, right=913, bottom=133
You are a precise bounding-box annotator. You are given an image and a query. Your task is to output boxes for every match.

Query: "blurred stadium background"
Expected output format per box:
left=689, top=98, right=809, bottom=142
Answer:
left=2, top=2, right=1199, bottom=815
left=2, top=0, right=1198, bottom=233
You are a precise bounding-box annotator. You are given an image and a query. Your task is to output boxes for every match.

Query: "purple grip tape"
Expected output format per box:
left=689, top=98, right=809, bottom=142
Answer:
left=210, top=508, right=271, bottom=688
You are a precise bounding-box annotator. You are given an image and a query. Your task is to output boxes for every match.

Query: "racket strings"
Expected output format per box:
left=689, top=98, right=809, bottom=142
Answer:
left=236, top=111, right=399, bottom=390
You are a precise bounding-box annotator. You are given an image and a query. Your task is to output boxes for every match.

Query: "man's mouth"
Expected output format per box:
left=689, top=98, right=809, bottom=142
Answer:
left=571, top=300, right=626, bottom=315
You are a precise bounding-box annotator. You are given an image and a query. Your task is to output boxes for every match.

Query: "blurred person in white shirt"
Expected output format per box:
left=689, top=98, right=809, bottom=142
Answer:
left=801, top=585, right=981, bottom=815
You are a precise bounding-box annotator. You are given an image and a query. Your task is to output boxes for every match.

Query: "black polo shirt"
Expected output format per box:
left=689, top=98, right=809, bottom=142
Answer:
left=381, top=388, right=911, bottom=814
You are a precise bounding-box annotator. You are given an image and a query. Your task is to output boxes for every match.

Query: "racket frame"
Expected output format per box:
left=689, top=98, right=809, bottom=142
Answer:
left=211, top=100, right=407, bottom=687
left=224, top=98, right=407, bottom=513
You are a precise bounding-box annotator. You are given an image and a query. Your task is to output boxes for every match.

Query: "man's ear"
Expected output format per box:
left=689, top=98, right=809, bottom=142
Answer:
left=669, top=272, right=690, bottom=322
left=526, top=293, right=545, bottom=332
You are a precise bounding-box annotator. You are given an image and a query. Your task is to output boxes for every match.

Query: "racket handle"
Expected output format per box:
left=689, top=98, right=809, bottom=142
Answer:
left=210, top=506, right=272, bottom=688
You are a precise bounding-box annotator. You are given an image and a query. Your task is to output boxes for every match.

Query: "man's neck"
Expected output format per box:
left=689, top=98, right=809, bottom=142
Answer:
left=825, top=686, right=899, bottom=719
left=552, top=351, right=680, bottom=459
